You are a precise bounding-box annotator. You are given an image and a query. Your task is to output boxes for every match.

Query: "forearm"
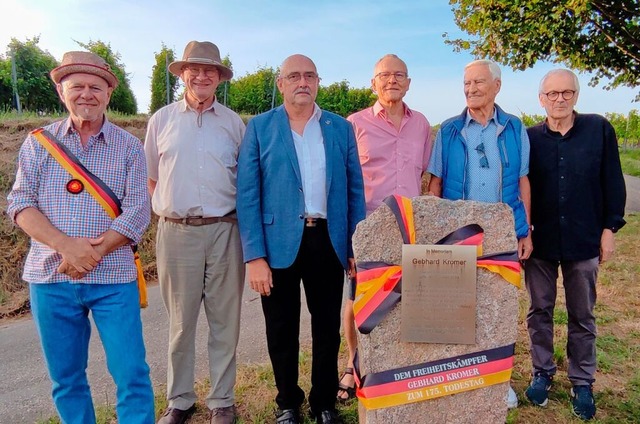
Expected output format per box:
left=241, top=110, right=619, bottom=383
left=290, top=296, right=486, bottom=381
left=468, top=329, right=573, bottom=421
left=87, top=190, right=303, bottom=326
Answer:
left=15, top=207, right=69, bottom=252
left=93, top=229, right=131, bottom=257
left=428, top=175, right=442, bottom=197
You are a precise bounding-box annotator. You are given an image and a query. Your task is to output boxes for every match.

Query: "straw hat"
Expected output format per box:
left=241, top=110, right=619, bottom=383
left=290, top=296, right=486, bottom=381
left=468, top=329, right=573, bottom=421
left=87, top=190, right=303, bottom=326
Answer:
left=50, top=51, right=119, bottom=88
left=169, top=41, right=233, bottom=81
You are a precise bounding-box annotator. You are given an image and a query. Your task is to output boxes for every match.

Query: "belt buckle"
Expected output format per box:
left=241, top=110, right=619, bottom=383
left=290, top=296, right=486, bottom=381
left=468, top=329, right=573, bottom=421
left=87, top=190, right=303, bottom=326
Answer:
left=305, top=218, right=317, bottom=227
left=185, top=216, right=204, bottom=226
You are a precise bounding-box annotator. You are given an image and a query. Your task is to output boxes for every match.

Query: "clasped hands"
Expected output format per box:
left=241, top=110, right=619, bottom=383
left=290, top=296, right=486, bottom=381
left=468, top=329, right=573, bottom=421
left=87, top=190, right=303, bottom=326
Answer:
left=57, top=236, right=105, bottom=279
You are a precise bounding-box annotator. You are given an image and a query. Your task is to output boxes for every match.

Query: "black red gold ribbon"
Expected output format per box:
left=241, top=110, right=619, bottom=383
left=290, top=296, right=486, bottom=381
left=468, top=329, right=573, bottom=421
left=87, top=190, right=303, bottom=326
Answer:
left=354, top=344, right=515, bottom=409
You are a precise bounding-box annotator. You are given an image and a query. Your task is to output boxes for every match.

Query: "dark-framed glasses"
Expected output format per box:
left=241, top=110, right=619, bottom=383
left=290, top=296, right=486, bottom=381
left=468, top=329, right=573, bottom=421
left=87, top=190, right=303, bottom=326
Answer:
left=374, top=72, right=408, bottom=82
left=283, top=72, right=319, bottom=83
left=475, top=142, right=489, bottom=168
left=543, top=90, right=576, bottom=101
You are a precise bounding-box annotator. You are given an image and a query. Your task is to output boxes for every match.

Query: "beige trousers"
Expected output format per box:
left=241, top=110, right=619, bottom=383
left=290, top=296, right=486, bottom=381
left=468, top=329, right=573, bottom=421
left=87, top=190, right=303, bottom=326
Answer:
left=157, top=218, right=244, bottom=410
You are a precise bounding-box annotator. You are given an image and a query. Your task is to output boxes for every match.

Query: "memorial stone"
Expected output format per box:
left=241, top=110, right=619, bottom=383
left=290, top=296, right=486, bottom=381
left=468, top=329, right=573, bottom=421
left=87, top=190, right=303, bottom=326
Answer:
left=352, top=196, right=519, bottom=424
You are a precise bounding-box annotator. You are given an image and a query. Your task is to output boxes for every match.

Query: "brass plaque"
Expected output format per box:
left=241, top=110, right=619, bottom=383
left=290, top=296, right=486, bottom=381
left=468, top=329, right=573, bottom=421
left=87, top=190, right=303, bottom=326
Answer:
left=401, top=244, right=477, bottom=344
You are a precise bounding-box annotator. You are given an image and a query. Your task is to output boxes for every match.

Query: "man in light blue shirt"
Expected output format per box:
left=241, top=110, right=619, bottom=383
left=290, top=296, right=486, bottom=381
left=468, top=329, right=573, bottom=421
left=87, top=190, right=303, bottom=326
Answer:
left=427, top=59, right=532, bottom=409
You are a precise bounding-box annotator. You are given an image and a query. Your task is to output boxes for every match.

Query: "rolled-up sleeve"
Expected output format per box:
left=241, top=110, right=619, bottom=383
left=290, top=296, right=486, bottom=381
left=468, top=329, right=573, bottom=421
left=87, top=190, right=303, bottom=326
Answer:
left=110, top=140, right=151, bottom=244
left=7, top=135, right=41, bottom=222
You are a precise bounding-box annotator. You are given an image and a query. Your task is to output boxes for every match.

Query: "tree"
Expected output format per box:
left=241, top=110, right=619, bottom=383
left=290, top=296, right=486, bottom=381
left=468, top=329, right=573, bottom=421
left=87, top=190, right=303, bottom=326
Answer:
left=149, top=44, right=178, bottom=113
left=2, top=37, right=61, bottom=113
left=228, top=66, right=279, bottom=115
left=0, top=57, right=13, bottom=111
left=446, top=0, right=640, bottom=98
left=76, top=40, right=137, bottom=114
left=215, top=55, right=233, bottom=106
left=317, top=81, right=376, bottom=117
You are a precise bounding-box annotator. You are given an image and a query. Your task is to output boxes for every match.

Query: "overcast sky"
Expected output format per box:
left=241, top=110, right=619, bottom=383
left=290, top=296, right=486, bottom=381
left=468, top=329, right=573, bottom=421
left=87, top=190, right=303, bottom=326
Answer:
left=2, top=0, right=638, bottom=123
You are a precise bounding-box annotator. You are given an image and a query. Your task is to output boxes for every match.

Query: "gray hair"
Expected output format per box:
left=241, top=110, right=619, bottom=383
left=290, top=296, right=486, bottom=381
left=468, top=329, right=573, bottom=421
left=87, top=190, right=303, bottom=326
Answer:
left=539, top=69, right=580, bottom=93
left=373, top=54, right=408, bottom=76
left=465, top=59, right=501, bottom=80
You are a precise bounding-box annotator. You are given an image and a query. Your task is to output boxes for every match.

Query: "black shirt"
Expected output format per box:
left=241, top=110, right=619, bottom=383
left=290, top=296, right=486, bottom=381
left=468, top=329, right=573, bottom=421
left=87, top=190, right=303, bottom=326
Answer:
left=527, top=113, right=626, bottom=261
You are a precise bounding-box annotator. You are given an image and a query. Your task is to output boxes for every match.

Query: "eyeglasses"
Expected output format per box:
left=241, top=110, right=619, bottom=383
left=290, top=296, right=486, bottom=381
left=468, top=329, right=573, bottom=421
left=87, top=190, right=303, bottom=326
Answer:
left=475, top=142, right=489, bottom=168
left=282, top=72, right=319, bottom=83
left=543, top=90, right=576, bottom=101
left=184, top=66, right=219, bottom=78
left=374, top=72, right=408, bottom=82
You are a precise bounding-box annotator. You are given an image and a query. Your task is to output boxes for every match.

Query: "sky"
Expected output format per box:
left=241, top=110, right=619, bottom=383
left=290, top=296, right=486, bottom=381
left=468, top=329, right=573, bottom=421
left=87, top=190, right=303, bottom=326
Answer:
left=2, top=0, right=638, bottom=124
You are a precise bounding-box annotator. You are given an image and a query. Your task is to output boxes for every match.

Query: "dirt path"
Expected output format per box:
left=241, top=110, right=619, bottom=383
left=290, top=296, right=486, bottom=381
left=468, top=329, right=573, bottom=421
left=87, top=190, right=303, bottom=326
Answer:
left=624, top=174, right=640, bottom=214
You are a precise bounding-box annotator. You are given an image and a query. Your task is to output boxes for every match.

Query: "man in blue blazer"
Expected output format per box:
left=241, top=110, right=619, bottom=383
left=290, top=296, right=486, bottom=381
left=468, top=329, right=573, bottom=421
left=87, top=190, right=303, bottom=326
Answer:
left=237, top=54, right=365, bottom=424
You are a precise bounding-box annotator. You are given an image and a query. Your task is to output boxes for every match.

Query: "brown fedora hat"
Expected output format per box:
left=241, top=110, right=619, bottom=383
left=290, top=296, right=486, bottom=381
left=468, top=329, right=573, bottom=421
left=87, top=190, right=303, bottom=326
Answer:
left=169, top=41, right=233, bottom=81
left=50, top=51, right=119, bottom=88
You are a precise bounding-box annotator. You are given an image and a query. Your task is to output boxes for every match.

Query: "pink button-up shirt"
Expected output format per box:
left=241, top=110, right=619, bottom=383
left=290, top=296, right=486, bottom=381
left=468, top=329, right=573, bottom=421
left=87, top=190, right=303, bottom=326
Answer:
left=348, top=101, right=432, bottom=214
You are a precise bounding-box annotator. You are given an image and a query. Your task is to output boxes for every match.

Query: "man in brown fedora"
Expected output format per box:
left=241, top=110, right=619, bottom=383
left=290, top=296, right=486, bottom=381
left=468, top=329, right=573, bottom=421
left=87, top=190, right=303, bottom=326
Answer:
left=7, top=51, right=155, bottom=423
left=145, top=41, right=245, bottom=424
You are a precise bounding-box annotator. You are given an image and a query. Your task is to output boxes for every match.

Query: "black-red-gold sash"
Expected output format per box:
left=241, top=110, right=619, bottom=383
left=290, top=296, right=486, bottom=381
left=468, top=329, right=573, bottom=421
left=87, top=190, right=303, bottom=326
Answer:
left=353, top=195, right=520, bottom=334
left=32, top=128, right=148, bottom=308
left=354, top=344, right=515, bottom=409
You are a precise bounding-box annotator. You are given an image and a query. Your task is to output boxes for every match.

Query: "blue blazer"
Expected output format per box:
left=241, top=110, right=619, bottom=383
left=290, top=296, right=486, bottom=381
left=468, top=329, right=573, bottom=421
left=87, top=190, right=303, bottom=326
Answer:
left=237, top=105, right=366, bottom=270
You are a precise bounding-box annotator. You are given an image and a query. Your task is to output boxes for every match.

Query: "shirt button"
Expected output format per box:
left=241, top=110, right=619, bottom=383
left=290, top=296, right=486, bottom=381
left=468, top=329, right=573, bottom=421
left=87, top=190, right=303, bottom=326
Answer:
left=561, top=176, right=564, bottom=179
left=299, top=187, right=303, bottom=192
left=299, top=214, right=304, bottom=219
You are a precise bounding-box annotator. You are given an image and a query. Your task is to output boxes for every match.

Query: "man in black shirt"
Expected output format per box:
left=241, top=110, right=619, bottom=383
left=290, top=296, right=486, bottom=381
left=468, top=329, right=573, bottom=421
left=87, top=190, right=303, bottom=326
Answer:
left=524, top=69, right=626, bottom=421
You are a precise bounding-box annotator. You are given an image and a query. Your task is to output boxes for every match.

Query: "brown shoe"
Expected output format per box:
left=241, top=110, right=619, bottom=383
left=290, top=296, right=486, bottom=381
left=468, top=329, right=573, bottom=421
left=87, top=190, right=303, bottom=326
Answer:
left=157, top=405, right=196, bottom=424
left=210, top=405, right=237, bottom=424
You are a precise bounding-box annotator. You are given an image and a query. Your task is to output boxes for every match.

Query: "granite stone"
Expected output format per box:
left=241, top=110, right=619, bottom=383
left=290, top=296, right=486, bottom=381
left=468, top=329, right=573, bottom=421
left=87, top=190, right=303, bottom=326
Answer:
left=353, top=196, right=519, bottom=424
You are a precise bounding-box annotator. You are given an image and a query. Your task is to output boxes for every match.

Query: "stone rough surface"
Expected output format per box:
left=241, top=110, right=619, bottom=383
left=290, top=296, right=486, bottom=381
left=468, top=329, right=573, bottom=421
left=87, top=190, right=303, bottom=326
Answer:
left=353, top=196, right=519, bottom=424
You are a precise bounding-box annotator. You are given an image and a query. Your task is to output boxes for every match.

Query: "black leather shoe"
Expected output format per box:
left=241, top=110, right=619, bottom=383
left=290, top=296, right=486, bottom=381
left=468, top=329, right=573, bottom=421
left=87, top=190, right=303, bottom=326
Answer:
left=157, top=405, right=196, bottom=424
left=276, top=408, right=300, bottom=424
left=315, top=409, right=342, bottom=424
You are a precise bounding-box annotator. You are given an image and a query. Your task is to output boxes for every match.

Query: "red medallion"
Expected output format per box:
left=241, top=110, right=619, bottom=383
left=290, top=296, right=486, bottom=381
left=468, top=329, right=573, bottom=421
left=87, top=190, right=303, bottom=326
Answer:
left=66, top=179, right=84, bottom=194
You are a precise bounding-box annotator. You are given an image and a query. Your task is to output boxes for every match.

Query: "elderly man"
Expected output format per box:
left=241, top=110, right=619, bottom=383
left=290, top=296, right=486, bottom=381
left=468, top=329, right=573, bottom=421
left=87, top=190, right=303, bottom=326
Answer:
left=145, top=41, right=245, bottom=424
left=337, top=54, right=431, bottom=401
left=7, top=51, right=154, bottom=423
left=524, top=69, right=626, bottom=420
left=427, top=59, right=532, bottom=408
left=237, top=54, right=365, bottom=424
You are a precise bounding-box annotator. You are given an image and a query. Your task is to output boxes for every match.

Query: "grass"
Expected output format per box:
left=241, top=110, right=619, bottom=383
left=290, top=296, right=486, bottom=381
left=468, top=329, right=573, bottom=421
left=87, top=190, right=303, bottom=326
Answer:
left=620, top=148, right=640, bottom=177
left=32, top=213, right=640, bottom=423
left=1, top=117, right=638, bottom=422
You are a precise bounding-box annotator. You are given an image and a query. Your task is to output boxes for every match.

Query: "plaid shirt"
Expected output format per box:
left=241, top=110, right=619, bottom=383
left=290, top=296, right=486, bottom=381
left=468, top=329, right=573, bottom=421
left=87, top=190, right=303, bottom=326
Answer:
left=7, top=118, right=150, bottom=284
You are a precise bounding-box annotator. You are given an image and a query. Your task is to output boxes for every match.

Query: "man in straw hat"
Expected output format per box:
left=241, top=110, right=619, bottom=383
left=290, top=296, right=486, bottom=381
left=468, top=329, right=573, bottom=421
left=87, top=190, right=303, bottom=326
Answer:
left=7, top=51, right=154, bottom=423
left=145, top=41, right=245, bottom=424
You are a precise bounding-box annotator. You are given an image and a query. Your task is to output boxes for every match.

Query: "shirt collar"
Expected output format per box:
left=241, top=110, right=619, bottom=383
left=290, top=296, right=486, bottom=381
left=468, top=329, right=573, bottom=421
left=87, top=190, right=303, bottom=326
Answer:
left=465, top=107, right=497, bottom=127
left=179, top=97, right=218, bottom=115
left=311, top=103, right=322, bottom=121
left=63, top=115, right=111, bottom=144
left=372, top=100, right=412, bottom=118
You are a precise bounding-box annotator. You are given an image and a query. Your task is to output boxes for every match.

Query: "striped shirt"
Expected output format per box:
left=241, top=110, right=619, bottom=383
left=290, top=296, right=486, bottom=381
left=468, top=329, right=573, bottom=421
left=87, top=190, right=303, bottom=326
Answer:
left=7, top=117, right=150, bottom=284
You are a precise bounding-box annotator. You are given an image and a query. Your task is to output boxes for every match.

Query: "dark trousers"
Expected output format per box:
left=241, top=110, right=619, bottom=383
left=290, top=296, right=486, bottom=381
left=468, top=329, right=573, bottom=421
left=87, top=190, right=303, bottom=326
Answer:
left=261, top=221, right=345, bottom=414
left=524, top=257, right=599, bottom=385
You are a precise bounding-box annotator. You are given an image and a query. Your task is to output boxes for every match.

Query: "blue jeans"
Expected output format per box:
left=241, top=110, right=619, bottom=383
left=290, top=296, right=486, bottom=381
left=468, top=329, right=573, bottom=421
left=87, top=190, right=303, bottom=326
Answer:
left=30, top=281, right=155, bottom=424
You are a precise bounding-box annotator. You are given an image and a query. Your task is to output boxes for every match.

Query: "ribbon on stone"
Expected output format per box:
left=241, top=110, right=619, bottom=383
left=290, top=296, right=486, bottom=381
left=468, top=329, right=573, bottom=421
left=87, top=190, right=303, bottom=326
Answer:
left=353, top=195, right=520, bottom=334
left=353, top=344, right=515, bottom=410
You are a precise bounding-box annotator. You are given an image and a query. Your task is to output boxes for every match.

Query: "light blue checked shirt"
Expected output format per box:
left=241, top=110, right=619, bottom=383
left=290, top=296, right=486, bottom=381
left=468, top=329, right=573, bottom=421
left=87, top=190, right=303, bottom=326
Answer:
left=7, top=118, right=150, bottom=284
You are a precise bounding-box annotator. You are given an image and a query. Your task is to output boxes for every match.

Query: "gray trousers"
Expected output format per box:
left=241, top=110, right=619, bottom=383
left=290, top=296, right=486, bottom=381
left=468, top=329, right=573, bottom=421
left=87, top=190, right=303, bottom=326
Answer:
left=157, top=218, right=245, bottom=410
left=524, top=257, right=599, bottom=385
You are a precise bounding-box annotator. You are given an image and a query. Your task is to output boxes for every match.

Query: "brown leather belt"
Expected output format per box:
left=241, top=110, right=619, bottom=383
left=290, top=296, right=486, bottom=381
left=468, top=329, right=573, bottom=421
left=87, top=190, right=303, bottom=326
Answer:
left=305, top=217, right=326, bottom=227
left=164, top=215, right=236, bottom=226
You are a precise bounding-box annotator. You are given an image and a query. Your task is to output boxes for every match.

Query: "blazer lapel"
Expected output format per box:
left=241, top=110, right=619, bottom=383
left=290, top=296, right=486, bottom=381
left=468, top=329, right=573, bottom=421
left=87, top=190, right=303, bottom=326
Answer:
left=275, top=106, right=302, bottom=185
left=320, top=111, right=334, bottom=192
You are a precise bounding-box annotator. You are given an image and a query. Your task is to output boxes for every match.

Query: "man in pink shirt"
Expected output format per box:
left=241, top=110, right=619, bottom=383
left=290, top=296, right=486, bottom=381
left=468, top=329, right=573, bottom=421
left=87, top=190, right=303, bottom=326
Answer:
left=337, top=54, right=432, bottom=401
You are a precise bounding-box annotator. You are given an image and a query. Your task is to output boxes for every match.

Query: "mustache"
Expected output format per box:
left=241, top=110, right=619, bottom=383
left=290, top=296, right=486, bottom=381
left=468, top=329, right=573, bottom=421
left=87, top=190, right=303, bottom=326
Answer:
left=294, top=88, right=311, bottom=95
